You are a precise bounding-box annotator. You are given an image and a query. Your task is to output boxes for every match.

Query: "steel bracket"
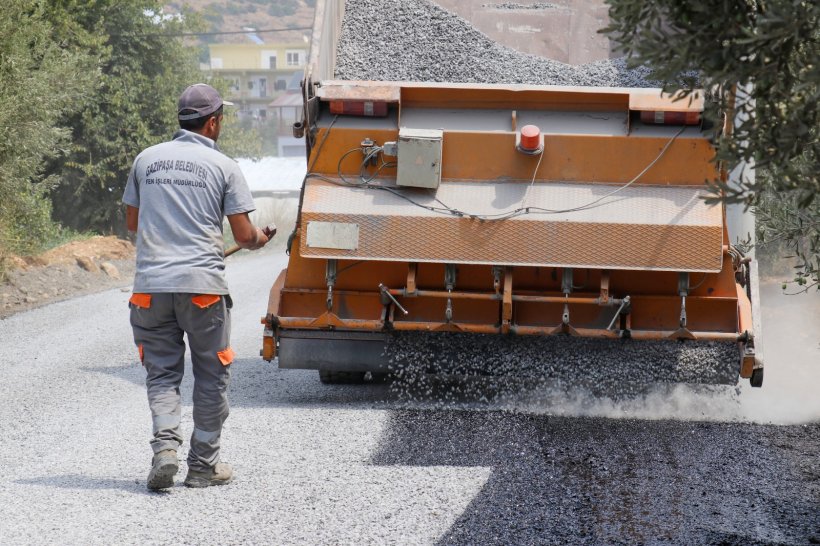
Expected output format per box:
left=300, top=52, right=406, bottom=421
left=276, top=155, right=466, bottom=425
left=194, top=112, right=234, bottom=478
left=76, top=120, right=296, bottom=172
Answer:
left=445, top=264, right=457, bottom=291
left=379, top=283, right=408, bottom=316
left=599, top=270, right=610, bottom=305
left=493, top=266, right=503, bottom=296
left=325, top=259, right=337, bottom=310
left=607, top=295, right=631, bottom=331
left=562, top=267, right=573, bottom=295
left=549, top=294, right=579, bottom=336
left=501, top=266, right=513, bottom=334
left=406, top=262, right=418, bottom=295
left=444, top=264, right=457, bottom=323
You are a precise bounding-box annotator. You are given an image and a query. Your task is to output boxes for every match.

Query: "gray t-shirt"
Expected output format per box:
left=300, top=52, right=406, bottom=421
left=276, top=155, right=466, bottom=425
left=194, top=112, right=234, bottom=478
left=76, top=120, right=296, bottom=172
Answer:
left=122, top=130, right=256, bottom=295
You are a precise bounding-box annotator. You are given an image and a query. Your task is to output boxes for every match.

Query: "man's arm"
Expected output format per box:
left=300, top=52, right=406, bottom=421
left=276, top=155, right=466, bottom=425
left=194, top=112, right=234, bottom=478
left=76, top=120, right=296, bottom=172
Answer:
left=227, top=212, right=269, bottom=250
left=126, top=205, right=139, bottom=233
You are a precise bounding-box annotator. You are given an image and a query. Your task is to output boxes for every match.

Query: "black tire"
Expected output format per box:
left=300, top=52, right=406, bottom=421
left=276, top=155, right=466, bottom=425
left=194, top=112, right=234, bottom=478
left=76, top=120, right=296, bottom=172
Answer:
left=750, top=368, right=764, bottom=388
left=318, top=369, right=367, bottom=384
left=369, top=372, right=390, bottom=383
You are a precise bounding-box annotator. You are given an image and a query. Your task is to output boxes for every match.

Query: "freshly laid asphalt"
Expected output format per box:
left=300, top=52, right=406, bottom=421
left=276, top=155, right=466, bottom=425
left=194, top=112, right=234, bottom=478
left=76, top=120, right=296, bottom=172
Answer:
left=1, top=250, right=818, bottom=545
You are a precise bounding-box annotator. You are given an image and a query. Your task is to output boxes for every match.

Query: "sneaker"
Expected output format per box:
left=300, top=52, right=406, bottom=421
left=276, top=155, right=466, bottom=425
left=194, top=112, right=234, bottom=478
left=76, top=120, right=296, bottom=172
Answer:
left=184, top=462, right=233, bottom=488
left=147, top=449, right=179, bottom=490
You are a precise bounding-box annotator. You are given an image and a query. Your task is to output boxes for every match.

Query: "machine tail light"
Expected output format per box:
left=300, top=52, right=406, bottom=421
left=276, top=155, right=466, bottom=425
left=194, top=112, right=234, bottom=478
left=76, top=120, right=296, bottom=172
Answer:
left=640, top=110, right=701, bottom=125
left=329, top=100, right=389, bottom=117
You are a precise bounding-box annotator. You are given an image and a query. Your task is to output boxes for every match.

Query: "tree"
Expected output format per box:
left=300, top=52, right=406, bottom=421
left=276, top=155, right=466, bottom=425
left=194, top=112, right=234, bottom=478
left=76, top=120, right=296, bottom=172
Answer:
left=0, top=0, right=261, bottom=270
left=46, top=1, right=203, bottom=235
left=603, top=0, right=819, bottom=290
left=0, top=0, right=93, bottom=259
left=44, top=2, right=263, bottom=236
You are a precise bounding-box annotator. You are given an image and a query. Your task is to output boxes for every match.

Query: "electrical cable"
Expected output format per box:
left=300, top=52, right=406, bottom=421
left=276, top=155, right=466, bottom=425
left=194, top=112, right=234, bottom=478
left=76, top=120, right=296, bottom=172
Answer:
left=307, top=115, right=338, bottom=172
left=307, top=171, right=458, bottom=216
left=336, top=260, right=365, bottom=277
left=551, top=124, right=689, bottom=213
left=288, top=114, right=338, bottom=255
left=433, top=124, right=688, bottom=220
left=358, top=147, right=387, bottom=182
left=309, top=124, right=688, bottom=223
left=521, top=148, right=545, bottom=211
left=688, top=273, right=709, bottom=291
left=337, top=147, right=371, bottom=185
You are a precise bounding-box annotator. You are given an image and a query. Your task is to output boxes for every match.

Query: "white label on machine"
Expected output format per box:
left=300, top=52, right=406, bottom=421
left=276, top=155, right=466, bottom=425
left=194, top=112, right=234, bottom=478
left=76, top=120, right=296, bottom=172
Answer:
left=306, top=221, right=359, bottom=250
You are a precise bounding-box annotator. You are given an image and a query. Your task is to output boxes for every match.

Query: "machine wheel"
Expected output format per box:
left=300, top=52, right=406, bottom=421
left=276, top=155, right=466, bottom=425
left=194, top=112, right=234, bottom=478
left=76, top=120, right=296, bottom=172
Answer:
left=318, top=369, right=367, bottom=384
left=750, top=368, right=764, bottom=388
left=369, top=372, right=390, bottom=383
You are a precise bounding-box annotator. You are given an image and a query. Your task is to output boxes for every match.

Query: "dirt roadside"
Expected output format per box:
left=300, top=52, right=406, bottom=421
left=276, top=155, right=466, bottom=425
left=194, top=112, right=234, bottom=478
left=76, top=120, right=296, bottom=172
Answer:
left=0, top=236, right=136, bottom=320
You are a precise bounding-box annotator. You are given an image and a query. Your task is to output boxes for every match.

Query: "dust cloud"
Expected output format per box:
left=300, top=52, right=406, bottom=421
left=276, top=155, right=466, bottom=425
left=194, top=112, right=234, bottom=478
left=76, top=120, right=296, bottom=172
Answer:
left=735, top=282, right=820, bottom=424
left=608, top=280, right=820, bottom=425
left=388, top=283, right=819, bottom=425
left=391, top=282, right=820, bottom=425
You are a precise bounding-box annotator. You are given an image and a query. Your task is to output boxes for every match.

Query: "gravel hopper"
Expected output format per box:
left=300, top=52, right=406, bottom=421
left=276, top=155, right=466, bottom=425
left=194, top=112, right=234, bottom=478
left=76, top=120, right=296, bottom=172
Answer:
left=259, top=0, right=764, bottom=388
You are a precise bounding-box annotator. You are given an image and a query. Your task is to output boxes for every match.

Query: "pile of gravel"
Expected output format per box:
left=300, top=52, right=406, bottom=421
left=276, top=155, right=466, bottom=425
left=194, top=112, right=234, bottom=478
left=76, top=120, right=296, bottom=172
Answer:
left=385, top=332, right=740, bottom=398
left=335, top=0, right=657, bottom=87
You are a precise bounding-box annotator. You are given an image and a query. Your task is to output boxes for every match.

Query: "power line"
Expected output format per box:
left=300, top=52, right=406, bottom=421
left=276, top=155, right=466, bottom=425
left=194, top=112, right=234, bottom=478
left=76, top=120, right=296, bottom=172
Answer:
left=110, top=26, right=313, bottom=38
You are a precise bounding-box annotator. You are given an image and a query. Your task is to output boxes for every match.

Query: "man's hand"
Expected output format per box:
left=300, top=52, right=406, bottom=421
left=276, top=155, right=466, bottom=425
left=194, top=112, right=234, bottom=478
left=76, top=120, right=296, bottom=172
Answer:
left=227, top=212, right=274, bottom=251
left=249, top=226, right=269, bottom=250
left=250, top=224, right=277, bottom=249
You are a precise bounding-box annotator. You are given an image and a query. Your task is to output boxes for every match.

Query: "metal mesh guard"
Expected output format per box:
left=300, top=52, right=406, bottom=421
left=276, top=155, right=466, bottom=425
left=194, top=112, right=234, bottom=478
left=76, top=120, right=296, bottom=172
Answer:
left=300, top=179, right=723, bottom=272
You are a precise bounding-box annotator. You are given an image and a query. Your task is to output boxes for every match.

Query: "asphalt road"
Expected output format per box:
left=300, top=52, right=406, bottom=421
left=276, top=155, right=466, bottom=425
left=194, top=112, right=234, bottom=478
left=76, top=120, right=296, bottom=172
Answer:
left=1, top=250, right=818, bottom=545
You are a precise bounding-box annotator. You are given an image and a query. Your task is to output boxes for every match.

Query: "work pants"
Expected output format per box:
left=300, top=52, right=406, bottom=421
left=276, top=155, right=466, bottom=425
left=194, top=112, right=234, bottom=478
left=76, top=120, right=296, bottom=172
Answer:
left=129, top=293, right=234, bottom=472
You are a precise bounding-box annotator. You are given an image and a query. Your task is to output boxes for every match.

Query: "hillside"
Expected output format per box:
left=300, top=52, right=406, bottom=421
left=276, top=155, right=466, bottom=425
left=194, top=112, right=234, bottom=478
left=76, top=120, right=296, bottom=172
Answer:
left=164, top=0, right=315, bottom=44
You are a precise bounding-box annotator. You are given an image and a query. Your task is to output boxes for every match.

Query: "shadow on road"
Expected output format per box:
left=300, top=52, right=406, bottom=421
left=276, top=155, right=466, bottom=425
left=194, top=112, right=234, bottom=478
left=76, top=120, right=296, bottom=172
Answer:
left=15, top=475, right=159, bottom=496
left=85, top=359, right=656, bottom=414
left=86, top=358, right=397, bottom=409
left=368, top=410, right=820, bottom=545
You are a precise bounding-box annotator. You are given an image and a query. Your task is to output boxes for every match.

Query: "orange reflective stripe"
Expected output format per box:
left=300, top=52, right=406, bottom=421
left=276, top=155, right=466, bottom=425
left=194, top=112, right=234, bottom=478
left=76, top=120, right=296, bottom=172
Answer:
left=129, top=293, right=152, bottom=309
left=192, top=294, right=221, bottom=309
left=217, top=347, right=235, bottom=366
left=138, top=344, right=144, bottom=362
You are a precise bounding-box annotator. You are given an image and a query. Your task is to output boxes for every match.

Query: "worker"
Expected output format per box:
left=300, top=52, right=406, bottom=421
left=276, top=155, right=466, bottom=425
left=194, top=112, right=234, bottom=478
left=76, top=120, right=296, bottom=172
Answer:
left=123, top=83, right=270, bottom=490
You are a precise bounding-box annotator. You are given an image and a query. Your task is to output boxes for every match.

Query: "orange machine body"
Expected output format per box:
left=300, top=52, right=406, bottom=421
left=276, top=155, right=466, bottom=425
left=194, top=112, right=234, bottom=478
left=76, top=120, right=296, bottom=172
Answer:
left=262, top=80, right=762, bottom=385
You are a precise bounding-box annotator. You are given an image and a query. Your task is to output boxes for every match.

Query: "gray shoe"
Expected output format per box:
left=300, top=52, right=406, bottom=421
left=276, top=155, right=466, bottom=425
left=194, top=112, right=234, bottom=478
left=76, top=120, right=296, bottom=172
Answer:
left=147, top=449, right=178, bottom=490
left=184, top=462, right=233, bottom=488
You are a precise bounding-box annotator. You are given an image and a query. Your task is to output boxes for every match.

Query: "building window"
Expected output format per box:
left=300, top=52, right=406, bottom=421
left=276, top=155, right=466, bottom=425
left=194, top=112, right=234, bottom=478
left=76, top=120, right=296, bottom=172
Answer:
left=268, top=56, right=277, bottom=69
left=286, top=50, right=305, bottom=66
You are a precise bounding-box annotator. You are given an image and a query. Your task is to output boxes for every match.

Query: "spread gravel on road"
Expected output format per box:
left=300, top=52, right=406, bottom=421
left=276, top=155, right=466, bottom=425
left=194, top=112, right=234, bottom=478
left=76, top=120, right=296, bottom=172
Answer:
left=1, top=251, right=818, bottom=545
left=386, top=333, right=740, bottom=399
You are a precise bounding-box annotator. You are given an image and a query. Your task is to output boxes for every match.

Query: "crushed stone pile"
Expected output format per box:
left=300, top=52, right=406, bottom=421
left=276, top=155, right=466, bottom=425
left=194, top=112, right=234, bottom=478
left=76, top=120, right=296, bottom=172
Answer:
left=336, top=0, right=657, bottom=87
